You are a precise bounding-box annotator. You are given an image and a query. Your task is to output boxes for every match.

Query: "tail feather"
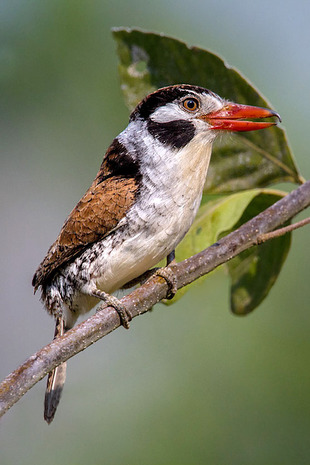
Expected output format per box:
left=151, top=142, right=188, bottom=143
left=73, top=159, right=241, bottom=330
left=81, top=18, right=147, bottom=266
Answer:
left=44, top=317, right=67, bottom=424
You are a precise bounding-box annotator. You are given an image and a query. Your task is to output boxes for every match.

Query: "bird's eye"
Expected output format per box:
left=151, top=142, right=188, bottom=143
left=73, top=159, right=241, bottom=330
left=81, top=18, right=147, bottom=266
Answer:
left=182, top=98, right=199, bottom=112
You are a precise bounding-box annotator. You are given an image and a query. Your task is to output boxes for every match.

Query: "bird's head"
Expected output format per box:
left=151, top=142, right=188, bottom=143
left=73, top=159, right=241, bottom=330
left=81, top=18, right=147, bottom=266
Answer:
left=130, top=84, right=280, bottom=150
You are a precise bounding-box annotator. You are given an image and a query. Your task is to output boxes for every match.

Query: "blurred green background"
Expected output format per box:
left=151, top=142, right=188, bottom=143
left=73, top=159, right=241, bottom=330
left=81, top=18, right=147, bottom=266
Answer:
left=1, top=1, right=310, bottom=464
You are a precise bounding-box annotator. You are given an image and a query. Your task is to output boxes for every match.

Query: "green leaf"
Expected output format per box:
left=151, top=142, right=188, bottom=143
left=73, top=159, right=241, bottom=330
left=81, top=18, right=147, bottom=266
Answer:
left=167, top=190, right=259, bottom=303
left=113, top=28, right=302, bottom=192
left=227, top=191, right=291, bottom=315
left=165, top=189, right=291, bottom=315
left=175, top=191, right=259, bottom=262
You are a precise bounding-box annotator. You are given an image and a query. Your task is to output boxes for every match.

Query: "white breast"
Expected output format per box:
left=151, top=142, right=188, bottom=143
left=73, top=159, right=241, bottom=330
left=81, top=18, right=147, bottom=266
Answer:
left=85, top=131, right=213, bottom=294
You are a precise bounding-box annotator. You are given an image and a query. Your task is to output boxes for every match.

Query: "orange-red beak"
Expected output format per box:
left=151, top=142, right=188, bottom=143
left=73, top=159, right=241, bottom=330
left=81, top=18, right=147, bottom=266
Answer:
left=203, top=103, right=281, bottom=132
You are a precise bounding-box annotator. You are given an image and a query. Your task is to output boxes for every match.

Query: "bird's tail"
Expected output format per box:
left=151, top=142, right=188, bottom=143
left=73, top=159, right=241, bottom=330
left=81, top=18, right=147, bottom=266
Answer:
left=44, top=317, right=67, bottom=424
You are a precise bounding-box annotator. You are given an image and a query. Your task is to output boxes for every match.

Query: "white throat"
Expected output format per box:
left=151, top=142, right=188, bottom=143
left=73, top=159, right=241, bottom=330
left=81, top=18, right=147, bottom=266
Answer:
left=119, top=123, right=214, bottom=256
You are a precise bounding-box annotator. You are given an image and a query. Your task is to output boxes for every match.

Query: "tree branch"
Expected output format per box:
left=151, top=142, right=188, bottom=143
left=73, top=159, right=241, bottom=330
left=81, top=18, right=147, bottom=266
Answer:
left=1, top=180, right=310, bottom=418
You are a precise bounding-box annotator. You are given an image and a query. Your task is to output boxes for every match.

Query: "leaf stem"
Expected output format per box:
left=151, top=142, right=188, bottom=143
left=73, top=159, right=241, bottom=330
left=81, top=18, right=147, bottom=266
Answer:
left=238, top=135, right=301, bottom=183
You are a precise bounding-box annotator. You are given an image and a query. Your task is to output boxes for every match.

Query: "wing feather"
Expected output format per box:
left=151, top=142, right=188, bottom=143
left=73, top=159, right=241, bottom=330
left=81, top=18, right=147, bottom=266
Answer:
left=32, top=175, right=139, bottom=289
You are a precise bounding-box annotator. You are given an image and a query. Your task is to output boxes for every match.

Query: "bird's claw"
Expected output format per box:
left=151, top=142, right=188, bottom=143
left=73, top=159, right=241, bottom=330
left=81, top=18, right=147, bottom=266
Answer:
left=93, top=289, right=132, bottom=329
left=154, top=267, right=178, bottom=300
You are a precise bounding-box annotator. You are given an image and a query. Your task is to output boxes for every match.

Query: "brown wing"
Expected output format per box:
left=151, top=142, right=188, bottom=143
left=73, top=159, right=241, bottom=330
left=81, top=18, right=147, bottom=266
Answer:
left=32, top=175, right=139, bottom=289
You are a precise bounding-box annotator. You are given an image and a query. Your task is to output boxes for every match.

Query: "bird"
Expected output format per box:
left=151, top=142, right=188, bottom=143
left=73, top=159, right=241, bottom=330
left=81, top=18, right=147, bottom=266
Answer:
left=32, top=84, right=280, bottom=423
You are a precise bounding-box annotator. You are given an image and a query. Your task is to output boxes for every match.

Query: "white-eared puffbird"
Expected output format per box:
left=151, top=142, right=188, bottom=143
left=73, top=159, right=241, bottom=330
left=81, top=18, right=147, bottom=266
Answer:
left=32, top=84, right=280, bottom=423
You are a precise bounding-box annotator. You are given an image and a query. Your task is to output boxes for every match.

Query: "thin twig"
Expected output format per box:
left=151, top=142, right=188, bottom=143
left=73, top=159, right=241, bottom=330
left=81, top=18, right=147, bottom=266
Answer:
left=257, top=217, right=310, bottom=244
left=0, top=180, right=310, bottom=418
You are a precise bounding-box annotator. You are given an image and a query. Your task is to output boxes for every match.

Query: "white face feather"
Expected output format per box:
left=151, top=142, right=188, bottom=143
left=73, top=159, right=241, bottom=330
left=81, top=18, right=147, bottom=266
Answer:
left=150, top=102, right=187, bottom=123
left=150, top=91, right=224, bottom=125
left=119, top=90, right=225, bottom=165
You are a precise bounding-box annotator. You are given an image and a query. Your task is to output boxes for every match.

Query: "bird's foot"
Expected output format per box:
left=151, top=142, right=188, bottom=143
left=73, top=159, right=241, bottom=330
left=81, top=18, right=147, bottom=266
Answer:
left=152, top=266, right=178, bottom=300
left=138, top=250, right=177, bottom=299
left=156, top=249, right=178, bottom=300
left=122, top=265, right=178, bottom=300
left=91, top=289, right=131, bottom=329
